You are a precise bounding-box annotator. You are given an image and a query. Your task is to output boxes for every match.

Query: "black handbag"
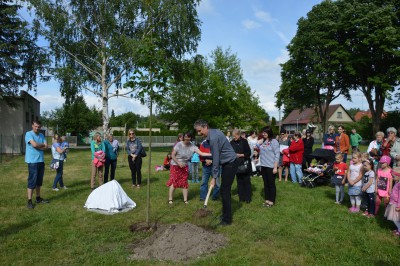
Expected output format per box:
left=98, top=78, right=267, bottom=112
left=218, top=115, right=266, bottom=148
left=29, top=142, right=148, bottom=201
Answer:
left=237, top=158, right=251, bottom=174
left=140, top=147, right=147, bottom=157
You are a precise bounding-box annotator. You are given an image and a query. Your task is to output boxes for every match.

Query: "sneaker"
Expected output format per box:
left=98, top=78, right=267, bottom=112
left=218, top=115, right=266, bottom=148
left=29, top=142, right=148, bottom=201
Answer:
left=52, top=187, right=59, bottom=191
left=362, top=211, right=369, bottom=216
left=36, top=197, right=50, bottom=204
left=348, top=207, right=355, bottom=212
left=62, top=186, right=68, bottom=189
left=27, top=200, right=34, bottom=209
left=335, top=201, right=341, bottom=204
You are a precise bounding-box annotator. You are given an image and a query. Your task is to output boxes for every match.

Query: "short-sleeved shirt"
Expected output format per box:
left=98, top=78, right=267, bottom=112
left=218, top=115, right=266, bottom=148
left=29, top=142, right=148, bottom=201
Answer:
left=171, top=141, right=197, bottom=166
left=52, top=143, right=65, bottom=160
left=333, top=162, right=347, bottom=176
left=362, top=170, right=375, bottom=194
left=377, top=168, right=392, bottom=197
left=349, top=163, right=363, bottom=186
left=25, top=130, right=46, bottom=163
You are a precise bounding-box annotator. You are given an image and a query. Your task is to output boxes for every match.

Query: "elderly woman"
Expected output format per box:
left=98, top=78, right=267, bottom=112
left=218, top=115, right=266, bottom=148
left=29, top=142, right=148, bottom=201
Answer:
left=334, top=125, right=350, bottom=162
left=367, top=131, right=385, bottom=167
left=90, top=132, right=105, bottom=190
left=257, top=126, right=280, bottom=207
left=104, top=134, right=119, bottom=183
left=230, top=129, right=252, bottom=203
left=323, top=125, right=337, bottom=150
left=384, top=127, right=400, bottom=167
left=51, top=134, right=68, bottom=191
left=167, top=131, right=210, bottom=204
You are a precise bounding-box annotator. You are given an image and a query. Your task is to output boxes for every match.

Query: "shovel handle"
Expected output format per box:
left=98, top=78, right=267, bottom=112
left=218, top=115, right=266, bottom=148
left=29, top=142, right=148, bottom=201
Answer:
left=203, top=183, right=214, bottom=208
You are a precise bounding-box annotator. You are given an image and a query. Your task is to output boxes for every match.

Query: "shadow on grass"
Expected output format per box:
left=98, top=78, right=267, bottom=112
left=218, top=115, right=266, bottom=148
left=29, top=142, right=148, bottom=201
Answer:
left=0, top=218, right=40, bottom=239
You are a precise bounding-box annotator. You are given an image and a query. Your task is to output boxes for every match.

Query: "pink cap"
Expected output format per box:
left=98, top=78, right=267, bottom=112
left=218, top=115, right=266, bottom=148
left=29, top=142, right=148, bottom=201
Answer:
left=379, top=155, right=391, bottom=164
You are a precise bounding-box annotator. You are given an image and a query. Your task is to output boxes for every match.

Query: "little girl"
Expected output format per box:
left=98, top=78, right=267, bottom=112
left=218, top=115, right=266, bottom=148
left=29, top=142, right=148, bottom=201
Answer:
left=332, top=153, right=347, bottom=204
left=362, top=159, right=375, bottom=217
left=384, top=167, right=400, bottom=237
left=375, top=155, right=392, bottom=214
left=345, top=152, right=363, bottom=212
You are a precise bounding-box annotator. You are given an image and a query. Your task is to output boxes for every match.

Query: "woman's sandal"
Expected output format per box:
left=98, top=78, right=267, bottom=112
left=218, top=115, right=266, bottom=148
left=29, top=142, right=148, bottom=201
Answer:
left=168, top=200, right=173, bottom=205
left=184, top=200, right=189, bottom=204
left=263, top=202, right=274, bottom=208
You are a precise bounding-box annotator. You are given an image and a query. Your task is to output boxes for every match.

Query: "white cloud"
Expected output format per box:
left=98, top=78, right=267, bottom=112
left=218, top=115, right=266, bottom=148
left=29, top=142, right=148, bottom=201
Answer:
left=242, top=19, right=261, bottom=29
left=197, top=0, right=214, bottom=14
left=255, top=10, right=274, bottom=23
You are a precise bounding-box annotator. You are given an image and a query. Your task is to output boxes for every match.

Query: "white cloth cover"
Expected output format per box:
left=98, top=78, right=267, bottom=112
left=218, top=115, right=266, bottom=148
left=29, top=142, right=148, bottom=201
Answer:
left=84, top=180, right=136, bottom=214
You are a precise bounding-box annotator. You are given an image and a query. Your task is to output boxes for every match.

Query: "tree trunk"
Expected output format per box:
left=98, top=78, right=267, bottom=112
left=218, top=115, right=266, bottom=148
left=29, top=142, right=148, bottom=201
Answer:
left=101, top=55, right=110, bottom=135
left=363, top=85, right=385, bottom=136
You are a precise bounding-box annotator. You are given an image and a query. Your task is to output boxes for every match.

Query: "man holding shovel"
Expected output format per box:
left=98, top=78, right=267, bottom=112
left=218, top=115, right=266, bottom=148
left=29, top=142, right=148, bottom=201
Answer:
left=194, top=120, right=238, bottom=226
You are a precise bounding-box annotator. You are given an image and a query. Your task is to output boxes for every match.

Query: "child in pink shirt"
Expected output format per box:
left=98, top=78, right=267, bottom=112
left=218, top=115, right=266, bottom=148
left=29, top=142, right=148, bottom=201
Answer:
left=384, top=167, right=400, bottom=237
left=375, top=156, right=392, bottom=214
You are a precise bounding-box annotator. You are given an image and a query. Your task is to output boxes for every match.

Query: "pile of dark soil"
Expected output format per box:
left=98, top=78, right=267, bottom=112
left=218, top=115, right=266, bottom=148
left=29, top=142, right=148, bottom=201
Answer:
left=129, top=222, right=227, bottom=262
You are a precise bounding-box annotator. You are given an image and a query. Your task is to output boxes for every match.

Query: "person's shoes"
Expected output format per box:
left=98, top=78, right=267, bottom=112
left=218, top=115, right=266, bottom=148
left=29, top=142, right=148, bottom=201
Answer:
left=27, top=200, right=34, bottom=209
left=367, top=214, right=375, bottom=218
left=184, top=200, right=189, bottom=204
left=362, top=211, right=369, bottom=216
left=62, top=186, right=68, bottom=189
left=168, top=200, right=173, bottom=205
left=246, top=200, right=251, bottom=204
left=334, top=201, right=341, bottom=204
left=212, top=197, right=219, bottom=201
left=348, top=207, right=355, bottom=212
left=136, top=184, right=141, bottom=188
left=36, top=197, right=49, bottom=204
left=52, top=187, right=59, bottom=191
left=351, top=207, right=360, bottom=213
left=218, top=220, right=232, bottom=226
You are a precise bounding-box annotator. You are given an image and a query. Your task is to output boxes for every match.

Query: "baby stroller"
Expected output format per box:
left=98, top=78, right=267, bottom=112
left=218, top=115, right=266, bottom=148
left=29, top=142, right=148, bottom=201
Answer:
left=302, top=148, right=335, bottom=188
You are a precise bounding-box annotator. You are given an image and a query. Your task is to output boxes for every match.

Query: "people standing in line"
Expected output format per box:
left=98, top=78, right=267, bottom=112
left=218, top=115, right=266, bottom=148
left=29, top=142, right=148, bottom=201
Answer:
left=230, top=129, right=252, bottom=203
left=334, top=125, right=350, bottom=162
left=90, top=132, right=105, bottom=190
left=247, top=130, right=258, bottom=159
left=25, top=120, right=49, bottom=209
left=126, top=129, right=143, bottom=188
left=257, top=126, right=280, bottom=207
left=345, top=152, right=363, bottom=213
left=199, top=139, right=220, bottom=201
left=167, top=131, right=210, bottom=204
left=194, top=120, right=238, bottom=226
left=289, top=132, right=304, bottom=184
left=323, top=125, right=337, bottom=150
left=302, top=129, right=314, bottom=170
left=384, top=167, right=400, bottom=237
left=350, top=129, right=363, bottom=153
left=104, top=134, right=119, bottom=183
left=52, top=134, right=68, bottom=191
left=332, top=153, right=347, bottom=204
left=375, top=155, right=393, bottom=214
left=361, top=158, right=376, bottom=218
left=278, top=129, right=290, bottom=182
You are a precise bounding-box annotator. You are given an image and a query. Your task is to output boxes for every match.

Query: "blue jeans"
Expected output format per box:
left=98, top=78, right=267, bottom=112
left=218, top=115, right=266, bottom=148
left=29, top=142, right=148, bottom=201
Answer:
left=28, top=162, right=45, bottom=189
left=290, top=163, right=303, bottom=183
left=190, top=162, right=199, bottom=182
left=52, top=160, right=64, bottom=188
left=200, top=165, right=220, bottom=200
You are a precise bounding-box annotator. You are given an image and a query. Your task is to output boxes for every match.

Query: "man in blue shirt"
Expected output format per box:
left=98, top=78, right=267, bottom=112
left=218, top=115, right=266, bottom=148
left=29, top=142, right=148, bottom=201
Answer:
left=194, top=119, right=238, bottom=225
left=25, top=120, right=49, bottom=209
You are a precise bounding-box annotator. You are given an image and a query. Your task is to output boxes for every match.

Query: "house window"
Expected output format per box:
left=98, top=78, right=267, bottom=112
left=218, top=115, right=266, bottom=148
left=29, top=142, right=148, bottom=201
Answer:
left=26, top=112, right=29, bottom=123
left=337, top=112, right=342, bottom=119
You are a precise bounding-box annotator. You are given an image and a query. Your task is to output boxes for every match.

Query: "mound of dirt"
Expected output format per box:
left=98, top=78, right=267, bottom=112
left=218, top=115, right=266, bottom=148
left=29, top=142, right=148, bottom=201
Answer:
left=129, top=222, right=227, bottom=262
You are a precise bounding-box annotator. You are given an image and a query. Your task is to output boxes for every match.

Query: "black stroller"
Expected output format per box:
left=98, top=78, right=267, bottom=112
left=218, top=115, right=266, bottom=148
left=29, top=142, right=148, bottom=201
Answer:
left=302, top=148, right=335, bottom=188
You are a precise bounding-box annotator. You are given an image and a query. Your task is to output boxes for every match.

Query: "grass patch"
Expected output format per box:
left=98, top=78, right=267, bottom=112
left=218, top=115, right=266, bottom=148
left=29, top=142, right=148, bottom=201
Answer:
left=0, top=146, right=399, bottom=265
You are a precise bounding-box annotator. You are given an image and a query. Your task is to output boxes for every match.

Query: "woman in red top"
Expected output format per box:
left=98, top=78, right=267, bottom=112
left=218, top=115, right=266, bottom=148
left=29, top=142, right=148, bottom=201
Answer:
left=289, top=132, right=304, bottom=184
left=334, top=125, right=350, bottom=162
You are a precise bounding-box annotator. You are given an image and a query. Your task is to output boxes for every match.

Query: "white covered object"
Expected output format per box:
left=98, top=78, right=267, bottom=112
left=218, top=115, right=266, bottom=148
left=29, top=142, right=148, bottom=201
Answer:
left=84, top=180, right=136, bottom=214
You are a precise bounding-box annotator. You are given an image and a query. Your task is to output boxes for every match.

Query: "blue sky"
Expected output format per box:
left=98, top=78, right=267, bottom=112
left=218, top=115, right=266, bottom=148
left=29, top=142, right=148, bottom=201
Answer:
left=30, top=0, right=370, bottom=120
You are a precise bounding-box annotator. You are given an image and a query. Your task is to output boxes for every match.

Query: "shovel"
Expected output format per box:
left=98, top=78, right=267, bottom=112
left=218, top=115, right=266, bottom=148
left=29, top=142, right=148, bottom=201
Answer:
left=193, top=183, right=214, bottom=218
left=203, top=183, right=214, bottom=208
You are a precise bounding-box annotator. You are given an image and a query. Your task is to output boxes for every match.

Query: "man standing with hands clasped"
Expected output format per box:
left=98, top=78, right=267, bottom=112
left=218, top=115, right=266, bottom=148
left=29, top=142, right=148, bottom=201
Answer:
left=25, top=120, right=49, bottom=209
left=194, top=119, right=238, bottom=226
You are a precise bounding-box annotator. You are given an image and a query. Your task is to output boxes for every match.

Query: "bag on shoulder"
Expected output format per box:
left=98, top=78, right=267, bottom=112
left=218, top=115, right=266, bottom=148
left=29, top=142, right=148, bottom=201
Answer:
left=50, top=159, right=59, bottom=170
left=140, top=147, right=147, bottom=157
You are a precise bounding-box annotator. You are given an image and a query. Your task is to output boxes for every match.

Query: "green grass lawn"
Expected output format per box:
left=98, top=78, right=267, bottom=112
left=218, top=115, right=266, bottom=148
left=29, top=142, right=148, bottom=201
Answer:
left=0, top=146, right=399, bottom=265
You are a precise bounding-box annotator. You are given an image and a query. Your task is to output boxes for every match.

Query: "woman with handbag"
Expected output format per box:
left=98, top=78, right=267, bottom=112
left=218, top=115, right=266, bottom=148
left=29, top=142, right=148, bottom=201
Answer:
left=126, top=129, right=143, bottom=188
left=257, top=126, right=280, bottom=207
left=51, top=134, right=68, bottom=191
left=230, top=129, right=252, bottom=203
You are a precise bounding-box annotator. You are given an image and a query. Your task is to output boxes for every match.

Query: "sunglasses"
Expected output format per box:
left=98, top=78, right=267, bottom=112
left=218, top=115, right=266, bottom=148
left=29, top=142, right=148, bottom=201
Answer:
left=129, top=132, right=135, bottom=135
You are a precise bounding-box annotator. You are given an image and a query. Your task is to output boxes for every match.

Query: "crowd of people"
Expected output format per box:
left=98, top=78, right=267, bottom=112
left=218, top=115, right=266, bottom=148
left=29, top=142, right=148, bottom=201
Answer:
left=23, top=120, right=400, bottom=234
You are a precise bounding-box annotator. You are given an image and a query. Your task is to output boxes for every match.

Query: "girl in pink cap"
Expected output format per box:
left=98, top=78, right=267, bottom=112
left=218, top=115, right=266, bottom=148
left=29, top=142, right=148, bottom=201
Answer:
left=384, top=167, right=400, bottom=237
left=375, top=155, right=393, bottom=214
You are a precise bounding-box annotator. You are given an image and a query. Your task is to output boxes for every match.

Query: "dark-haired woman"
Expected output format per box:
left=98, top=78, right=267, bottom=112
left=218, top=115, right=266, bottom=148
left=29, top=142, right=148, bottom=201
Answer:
left=257, top=126, right=280, bottom=207
left=167, top=131, right=210, bottom=204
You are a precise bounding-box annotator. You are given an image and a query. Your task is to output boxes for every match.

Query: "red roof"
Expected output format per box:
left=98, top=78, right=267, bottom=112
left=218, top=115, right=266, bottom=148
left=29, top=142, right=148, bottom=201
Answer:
left=281, top=104, right=343, bottom=125
left=354, top=110, right=387, bottom=121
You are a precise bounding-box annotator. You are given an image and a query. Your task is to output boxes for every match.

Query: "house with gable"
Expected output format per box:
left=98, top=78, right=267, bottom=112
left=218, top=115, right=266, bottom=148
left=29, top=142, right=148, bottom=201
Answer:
left=281, top=104, right=354, bottom=137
